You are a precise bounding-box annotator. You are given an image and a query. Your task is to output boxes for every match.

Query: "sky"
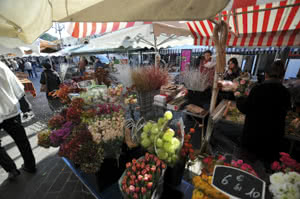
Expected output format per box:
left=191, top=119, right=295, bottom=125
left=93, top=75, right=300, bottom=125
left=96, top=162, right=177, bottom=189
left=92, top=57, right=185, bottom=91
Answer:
left=45, top=23, right=71, bottom=39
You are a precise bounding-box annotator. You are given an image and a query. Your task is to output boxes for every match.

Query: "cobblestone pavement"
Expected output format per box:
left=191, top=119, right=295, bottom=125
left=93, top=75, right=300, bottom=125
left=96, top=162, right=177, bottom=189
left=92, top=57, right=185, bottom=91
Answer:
left=0, top=69, right=95, bottom=199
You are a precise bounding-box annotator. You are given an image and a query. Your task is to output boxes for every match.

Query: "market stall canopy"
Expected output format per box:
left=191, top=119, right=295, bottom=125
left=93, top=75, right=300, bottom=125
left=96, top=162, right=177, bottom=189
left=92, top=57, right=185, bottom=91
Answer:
left=188, top=0, right=300, bottom=47
left=71, top=23, right=194, bottom=55
left=0, top=39, right=40, bottom=57
left=0, top=0, right=285, bottom=45
left=40, top=39, right=61, bottom=53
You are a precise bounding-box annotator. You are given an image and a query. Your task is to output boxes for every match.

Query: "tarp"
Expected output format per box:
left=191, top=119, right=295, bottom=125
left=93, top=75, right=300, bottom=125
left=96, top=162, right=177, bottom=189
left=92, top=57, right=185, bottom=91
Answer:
left=188, top=0, right=300, bottom=47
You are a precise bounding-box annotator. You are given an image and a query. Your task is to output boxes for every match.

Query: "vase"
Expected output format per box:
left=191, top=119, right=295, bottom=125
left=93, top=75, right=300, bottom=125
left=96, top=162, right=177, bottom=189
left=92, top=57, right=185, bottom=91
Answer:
left=137, top=90, right=160, bottom=119
left=164, top=158, right=187, bottom=186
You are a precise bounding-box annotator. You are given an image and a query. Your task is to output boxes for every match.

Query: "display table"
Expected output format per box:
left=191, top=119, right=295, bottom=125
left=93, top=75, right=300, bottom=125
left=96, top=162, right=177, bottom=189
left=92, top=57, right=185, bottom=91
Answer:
left=62, top=157, right=194, bottom=199
left=19, top=78, right=36, bottom=97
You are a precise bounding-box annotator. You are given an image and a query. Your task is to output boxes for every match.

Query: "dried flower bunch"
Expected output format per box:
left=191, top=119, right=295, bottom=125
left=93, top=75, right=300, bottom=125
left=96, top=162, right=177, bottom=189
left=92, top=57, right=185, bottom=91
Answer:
left=131, top=66, right=169, bottom=92
left=182, top=68, right=210, bottom=92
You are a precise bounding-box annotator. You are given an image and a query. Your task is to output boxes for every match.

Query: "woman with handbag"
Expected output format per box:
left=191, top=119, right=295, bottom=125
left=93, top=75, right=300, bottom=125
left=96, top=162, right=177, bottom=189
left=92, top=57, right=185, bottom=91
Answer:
left=40, top=63, right=62, bottom=112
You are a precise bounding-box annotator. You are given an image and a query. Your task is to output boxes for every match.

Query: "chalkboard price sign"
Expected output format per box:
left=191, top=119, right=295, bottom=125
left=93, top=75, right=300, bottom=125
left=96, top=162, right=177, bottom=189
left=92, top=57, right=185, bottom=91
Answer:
left=212, top=165, right=266, bottom=199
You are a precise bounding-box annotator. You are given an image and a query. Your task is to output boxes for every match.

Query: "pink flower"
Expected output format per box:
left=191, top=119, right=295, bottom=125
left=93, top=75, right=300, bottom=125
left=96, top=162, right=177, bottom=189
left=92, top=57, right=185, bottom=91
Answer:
left=129, top=185, right=135, bottom=193
left=271, top=161, right=281, bottom=171
left=203, top=157, right=213, bottom=165
left=240, top=80, right=246, bottom=85
left=234, top=91, right=241, bottom=97
left=218, top=155, right=226, bottom=161
left=231, top=160, right=238, bottom=167
left=279, top=152, right=290, bottom=158
left=237, top=160, right=243, bottom=166
left=245, top=91, right=249, bottom=96
left=241, top=164, right=248, bottom=171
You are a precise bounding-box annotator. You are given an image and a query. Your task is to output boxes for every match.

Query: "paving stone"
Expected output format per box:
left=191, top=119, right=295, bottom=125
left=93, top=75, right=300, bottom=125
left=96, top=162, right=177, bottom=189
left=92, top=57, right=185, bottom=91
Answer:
left=69, top=173, right=79, bottom=182
left=48, top=172, right=71, bottom=192
left=43, top=192, right=60, bottom=199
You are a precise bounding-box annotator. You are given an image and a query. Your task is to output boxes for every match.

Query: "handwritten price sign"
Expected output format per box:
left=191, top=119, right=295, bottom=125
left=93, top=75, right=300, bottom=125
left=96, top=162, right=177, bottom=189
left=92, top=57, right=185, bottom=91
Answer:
left=212, top=165, right=266, bottom=199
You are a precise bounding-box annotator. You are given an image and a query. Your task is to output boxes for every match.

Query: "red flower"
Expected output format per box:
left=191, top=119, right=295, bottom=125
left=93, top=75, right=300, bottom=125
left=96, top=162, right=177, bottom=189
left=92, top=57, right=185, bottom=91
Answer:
left=138, top=175, right=143, bottom=181
left=218, top=155, right=226, bottom=161
left=156, top=160, right=161, bottom=167
left=141, top=187, right=147, bottom=194
left=125, top=188, right=130, bottom=195
left=136, top=163, right=141, bottom=169
left=203, top=157, right=213, bottom=165
left=147, top=174, right=152, bottom=181
left=126, top=162, right=132, bottom=168
left=141, top=162, right=145, bottom=169
left=129, top=185, right=135, bottom=193
left=271, top=161, right=281, bottom=171
left=135, top=187, right=140, bottom=193
left=143, top=176, right=149, bottom=182
left=141, top=169, right=147, bottom=175
left=130, top=175, right=136, bottom=180
left=190, top=128, right=195, bottom=133
left=151, top=166, right=156, bottom=173
left=133, top=193, right=138, bottom=199
left=129, top=180, right=135, bottom=185
left=122, top=185, right=127, bottom=191
left=127, top=171, right=131, bottom=176
left=161, top=163, right=166, bottom=169
left=147, top=182, right=153, bottom=189
left=132, top=166, right=137, bottom=172
left=132, top=158, right=137, bottom=164
left=279, top=152, right=290, bottom=158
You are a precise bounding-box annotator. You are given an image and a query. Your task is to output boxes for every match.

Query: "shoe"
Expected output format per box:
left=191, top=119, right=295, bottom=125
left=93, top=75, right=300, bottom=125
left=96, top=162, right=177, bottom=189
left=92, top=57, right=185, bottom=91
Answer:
left=21, top=164, right=37, bottom=173
left=8, top=169, right=21, bottom=180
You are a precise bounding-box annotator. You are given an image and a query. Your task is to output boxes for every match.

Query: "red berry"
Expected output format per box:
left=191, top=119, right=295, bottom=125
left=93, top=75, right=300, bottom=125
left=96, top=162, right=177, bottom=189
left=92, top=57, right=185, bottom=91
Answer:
left=190, top=128, right=195, bottom=133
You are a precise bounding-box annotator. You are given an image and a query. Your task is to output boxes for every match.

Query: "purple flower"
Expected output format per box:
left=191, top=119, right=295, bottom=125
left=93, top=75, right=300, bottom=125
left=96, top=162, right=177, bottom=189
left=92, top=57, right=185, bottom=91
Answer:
left=50, top=127, right=71, bottom=146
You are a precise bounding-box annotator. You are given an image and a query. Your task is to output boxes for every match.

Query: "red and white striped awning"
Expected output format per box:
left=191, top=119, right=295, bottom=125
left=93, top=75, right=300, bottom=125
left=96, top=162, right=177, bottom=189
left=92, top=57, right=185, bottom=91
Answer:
left=188, top=0, right=300, bottom=47
left=67, top=22, right=152, bottom=38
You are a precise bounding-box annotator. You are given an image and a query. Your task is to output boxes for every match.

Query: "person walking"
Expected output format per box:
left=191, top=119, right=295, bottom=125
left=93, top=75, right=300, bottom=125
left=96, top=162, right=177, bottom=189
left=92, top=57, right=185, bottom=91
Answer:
left=24, top=60, right=33, bottom=78
left=40, top=63, right=62, bottom=112
left=0, top=61, right=36, bottom=180
left=78, top=56, right=88, bottom=76
left=31, top=58, right=38, bottom=78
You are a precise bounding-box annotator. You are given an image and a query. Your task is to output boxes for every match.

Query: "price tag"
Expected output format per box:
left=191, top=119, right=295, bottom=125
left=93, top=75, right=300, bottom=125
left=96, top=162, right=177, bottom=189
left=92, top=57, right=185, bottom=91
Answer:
left=212, top=165, right=265, bottom=199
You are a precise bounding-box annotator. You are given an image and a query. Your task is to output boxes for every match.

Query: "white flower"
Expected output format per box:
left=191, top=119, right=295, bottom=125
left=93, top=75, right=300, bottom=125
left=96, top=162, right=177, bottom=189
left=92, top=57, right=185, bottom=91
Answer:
left=285, top=172, right=300, bottom=184
left=270, top=172, right=285, bottom=185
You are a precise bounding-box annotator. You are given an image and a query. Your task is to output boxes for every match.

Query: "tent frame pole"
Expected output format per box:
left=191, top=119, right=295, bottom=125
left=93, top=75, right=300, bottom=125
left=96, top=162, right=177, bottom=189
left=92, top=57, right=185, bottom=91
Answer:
left=156, top=35, right=177, bottom=47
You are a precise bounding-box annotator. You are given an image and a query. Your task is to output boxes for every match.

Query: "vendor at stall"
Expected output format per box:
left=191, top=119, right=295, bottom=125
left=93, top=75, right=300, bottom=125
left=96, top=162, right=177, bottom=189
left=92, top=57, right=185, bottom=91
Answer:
left=224, top=57, right=241, bottom=81
left=236, top=60, right=291, bottom=168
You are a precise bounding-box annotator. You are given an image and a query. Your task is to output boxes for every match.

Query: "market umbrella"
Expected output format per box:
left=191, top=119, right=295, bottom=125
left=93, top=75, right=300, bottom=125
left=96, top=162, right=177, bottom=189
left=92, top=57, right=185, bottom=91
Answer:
left=0, top=0, right=230, bottom=45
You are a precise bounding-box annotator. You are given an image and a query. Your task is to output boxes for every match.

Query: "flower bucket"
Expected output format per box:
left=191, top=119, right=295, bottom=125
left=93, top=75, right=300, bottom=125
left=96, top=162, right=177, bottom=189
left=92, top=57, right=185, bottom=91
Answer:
left=163, top=157, right=187, bottom=186
left=137, top=90, right=160, bottom=117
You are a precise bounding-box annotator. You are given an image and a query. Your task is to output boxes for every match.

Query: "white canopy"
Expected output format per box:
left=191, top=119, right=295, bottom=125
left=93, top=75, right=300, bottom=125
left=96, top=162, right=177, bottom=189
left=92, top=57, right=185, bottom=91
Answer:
left=0, top=0, right=229, bottom=45
left=79, top=23, right=193, bottom=53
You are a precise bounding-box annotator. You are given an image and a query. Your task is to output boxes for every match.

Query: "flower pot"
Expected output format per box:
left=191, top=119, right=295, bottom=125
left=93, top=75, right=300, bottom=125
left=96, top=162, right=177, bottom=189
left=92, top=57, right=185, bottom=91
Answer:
left=164, top=158, right=187, bottom=186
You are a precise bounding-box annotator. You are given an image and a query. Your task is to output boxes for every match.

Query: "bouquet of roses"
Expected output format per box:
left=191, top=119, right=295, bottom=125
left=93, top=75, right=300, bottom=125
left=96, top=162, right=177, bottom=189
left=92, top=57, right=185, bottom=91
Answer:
left=119, top=153, right=166, bottom=199
left=271, top=152, right=300, bottom=173
left=88, top=105, right=125, bottom=158
left=233, top=73, right=253, bottom=98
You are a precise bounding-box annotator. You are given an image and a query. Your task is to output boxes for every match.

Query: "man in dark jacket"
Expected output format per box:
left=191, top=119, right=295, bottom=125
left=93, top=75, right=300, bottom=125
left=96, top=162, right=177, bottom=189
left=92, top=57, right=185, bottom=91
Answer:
left=40, top=63, right=62, bottom=112
left=237, top=60, right=291, bottom=166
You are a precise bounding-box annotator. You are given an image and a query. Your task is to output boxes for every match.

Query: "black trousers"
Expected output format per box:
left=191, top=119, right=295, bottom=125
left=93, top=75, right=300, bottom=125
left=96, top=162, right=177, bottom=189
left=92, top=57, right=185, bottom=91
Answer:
left=0, top=115, right=36, bottom=172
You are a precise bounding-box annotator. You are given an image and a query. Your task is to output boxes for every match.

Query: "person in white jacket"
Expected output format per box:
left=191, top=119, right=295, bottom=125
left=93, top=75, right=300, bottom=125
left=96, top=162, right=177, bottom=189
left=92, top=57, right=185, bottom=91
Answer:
left=0, top=61, right=36, bottom=180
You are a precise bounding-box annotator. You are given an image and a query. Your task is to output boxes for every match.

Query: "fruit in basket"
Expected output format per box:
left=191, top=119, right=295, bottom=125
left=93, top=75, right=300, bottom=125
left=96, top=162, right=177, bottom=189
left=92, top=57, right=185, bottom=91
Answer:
left=164, top=111, right=173, bottom=121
